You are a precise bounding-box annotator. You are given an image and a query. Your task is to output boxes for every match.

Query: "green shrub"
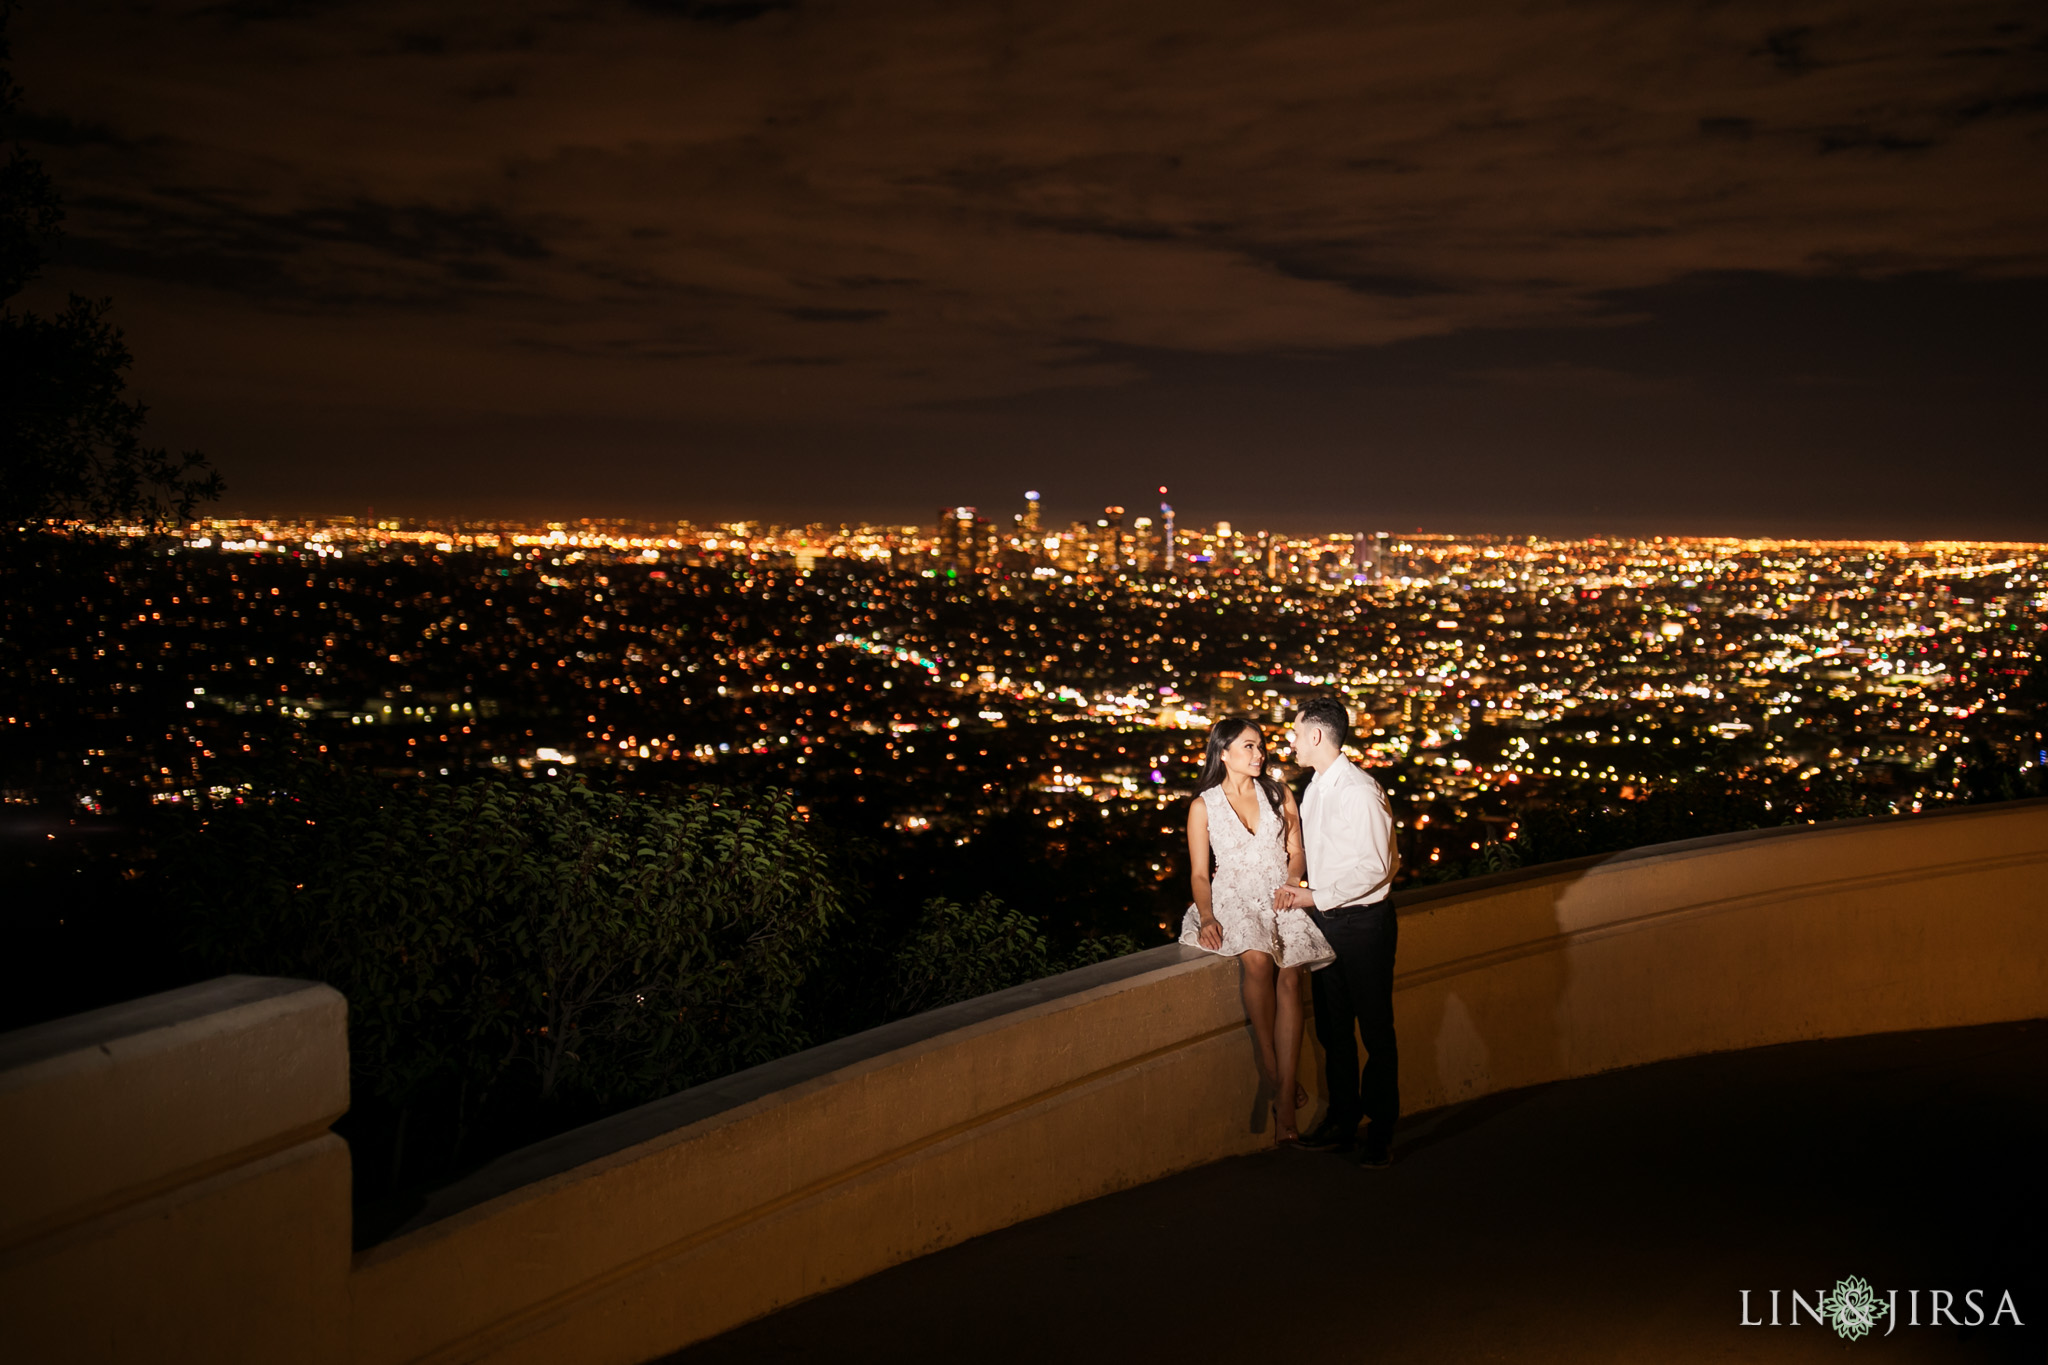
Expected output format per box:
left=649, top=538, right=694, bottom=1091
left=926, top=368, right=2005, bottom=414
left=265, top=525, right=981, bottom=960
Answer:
left=886, top=892, right=1140, bottom=1016
left=177, top=774, right=846, bottom=1116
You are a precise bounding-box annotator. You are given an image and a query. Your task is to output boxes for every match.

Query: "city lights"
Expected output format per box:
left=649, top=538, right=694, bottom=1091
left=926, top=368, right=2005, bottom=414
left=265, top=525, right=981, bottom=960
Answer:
left=6, top=507, right=2042, bottom=893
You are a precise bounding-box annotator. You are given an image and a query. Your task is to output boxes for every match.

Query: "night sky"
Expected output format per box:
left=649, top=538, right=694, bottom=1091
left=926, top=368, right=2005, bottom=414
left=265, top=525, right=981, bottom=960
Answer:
left=11, top=1, right=2048, bottom=536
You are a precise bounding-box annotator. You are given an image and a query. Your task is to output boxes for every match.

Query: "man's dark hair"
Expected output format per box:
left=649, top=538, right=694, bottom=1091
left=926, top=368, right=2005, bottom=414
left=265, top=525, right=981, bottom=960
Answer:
left=1298, top=696, right=1350, bottom=751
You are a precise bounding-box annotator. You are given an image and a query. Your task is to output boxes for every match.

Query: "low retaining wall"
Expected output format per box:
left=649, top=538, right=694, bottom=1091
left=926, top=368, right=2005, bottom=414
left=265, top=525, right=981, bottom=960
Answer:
left=0, top=976, right=351, bottom=1364
left=4, top=800, right=2044, bottom=1363
left=351, top=947, right=1265, bottom=1365
left=1391, top=796, right=2048, bottom=1110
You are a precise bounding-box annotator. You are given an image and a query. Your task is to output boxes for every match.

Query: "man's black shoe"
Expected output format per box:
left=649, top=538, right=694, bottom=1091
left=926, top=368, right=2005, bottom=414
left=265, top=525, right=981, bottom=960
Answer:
left=1356, top=1140, right=1393, bottom=1169
left=1294, top=1120, right=1356, bottom=1153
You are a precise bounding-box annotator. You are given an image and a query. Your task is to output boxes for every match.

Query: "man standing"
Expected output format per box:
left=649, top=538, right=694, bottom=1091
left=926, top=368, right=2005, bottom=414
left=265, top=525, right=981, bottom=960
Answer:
left=1273, top=697, right=1402, bottom=1166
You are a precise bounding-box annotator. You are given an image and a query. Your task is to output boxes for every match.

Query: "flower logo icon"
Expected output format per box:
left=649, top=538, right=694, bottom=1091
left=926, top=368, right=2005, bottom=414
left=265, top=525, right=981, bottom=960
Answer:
left=1820, top=1275, right=1888, bottom=1341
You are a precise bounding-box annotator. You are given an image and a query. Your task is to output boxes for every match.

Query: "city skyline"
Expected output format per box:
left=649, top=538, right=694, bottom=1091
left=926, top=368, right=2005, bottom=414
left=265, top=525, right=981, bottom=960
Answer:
left=10, top=515, right=2036, bottom=952
left=8, top=3, right=2046, bottom=537
left=155, top=498, right=2048, bottom=551
left=24, top=519, right=2042, bottom=813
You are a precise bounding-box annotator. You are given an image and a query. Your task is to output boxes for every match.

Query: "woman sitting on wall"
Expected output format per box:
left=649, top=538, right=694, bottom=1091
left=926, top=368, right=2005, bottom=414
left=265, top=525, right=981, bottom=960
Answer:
left=1179, top=716, right=1334, bottom=1142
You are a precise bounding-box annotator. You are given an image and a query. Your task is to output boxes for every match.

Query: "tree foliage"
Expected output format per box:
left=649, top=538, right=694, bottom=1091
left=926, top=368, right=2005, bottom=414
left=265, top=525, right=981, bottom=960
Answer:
left=0, top=7, right=222, bottom=530
left=177, top=774, right=847, bottom=1114
left=887, top=892, right=1140, bottom=1016
left=153, top=767, right=1144, bottom=1226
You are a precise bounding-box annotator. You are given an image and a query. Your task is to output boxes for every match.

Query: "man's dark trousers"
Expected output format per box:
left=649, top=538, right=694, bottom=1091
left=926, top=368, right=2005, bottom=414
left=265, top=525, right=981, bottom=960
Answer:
left=1308, top=901, right=1399, bottom=1140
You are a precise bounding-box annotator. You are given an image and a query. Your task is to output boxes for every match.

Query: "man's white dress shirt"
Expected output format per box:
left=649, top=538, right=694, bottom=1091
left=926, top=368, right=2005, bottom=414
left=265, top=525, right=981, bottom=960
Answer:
left=1300, top=757, right=1400, bottom=909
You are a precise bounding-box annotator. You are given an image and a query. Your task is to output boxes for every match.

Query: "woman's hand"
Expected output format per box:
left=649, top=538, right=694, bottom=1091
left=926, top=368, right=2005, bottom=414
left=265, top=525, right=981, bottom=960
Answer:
left=1198, top=917, right=1223, bottom=951
left=1272, top=883, right=1315, bottom=911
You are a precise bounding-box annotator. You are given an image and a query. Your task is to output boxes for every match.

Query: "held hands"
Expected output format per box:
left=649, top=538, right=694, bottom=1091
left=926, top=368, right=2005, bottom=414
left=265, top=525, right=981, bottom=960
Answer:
left=1272, top=883, right=1315, bottom=912
left=1198, top=917, right=1224, bottom=951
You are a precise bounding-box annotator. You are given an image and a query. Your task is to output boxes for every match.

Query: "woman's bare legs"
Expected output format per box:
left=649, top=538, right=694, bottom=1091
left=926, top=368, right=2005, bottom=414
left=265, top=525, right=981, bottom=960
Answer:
left=1273, top=965, right=1307, bottom=1141
left=1238, top=951, right=1281, bottom=1132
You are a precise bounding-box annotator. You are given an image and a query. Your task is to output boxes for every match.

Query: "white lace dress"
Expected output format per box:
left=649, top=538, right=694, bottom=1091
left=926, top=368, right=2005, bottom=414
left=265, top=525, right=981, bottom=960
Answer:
left=1178, top=785, right=1336, bottom=971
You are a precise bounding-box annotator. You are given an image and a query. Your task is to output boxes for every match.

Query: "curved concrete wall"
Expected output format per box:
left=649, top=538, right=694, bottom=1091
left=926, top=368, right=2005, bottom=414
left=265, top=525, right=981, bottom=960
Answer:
left=4, top=801, right=2045, bottom=1364
left=349, top=945, right=1267, bottom=1365
left=1391, top=797, right=2048, bottom=1112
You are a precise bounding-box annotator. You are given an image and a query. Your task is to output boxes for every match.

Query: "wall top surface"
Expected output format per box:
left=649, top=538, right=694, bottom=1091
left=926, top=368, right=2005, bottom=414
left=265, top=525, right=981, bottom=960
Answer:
left=0, top=975, right=324, bottom=1077
left=1386, top=796, right=2048, bottom=913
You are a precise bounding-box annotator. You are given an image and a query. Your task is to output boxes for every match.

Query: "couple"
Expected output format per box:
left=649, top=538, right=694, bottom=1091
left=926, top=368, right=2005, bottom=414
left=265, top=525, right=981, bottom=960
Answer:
left=1178, top=698, right=1401, bottom=1167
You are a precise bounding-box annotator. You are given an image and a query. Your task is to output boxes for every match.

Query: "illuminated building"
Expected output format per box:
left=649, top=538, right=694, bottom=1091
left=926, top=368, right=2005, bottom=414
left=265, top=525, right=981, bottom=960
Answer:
left=1056, top=523, right=1089, bottom=572
left=937, top=506, right=978, bottom=574
left=978, top=513, right=1004, bottom=573
left=1101, top=505, right=1126, bottom=574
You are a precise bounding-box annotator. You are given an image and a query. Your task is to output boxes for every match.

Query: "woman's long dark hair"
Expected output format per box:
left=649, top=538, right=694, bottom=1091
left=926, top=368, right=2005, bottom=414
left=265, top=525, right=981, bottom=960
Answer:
left=1196, top=716, right=1286, bottom=830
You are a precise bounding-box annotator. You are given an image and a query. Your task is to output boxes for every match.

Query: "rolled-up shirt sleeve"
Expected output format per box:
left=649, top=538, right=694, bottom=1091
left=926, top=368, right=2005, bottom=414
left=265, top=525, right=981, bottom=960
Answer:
left=1310, top=777, right=1399, bottom=910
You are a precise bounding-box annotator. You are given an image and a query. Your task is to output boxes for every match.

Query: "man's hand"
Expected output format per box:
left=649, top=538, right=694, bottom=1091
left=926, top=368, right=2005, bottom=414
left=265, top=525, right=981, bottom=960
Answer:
left=1198, top=917, right=1224, bottom=950
left=1272, top=884, right=1315, bottom=911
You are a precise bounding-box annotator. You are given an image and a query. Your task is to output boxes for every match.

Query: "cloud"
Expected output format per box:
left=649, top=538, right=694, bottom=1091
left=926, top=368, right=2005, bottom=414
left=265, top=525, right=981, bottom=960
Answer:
left=628, top=0, right=795, bottom=22
left=10, top=0, right=2048, bottom=442
left=781, top=306, right=888, bottom=323
left=52, top=186, right=558, bottom=307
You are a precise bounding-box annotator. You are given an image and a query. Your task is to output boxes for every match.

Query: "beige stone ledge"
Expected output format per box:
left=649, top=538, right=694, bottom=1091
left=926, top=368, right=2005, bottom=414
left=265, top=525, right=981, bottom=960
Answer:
left=349, top=949, right=1265, bottom=1365
left=0, top=975, right=349, bottom=1254
left=0, top=976, right=352, bottom=1365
